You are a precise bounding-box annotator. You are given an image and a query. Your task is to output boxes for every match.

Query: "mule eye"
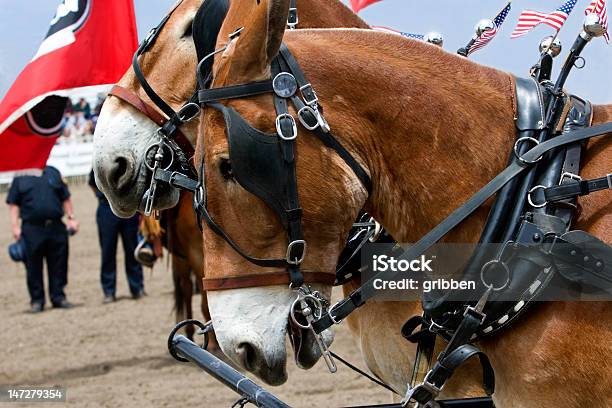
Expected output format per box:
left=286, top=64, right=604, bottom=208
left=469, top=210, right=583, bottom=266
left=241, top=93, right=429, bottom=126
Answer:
left=219, top=159, right=234, bottom=180
left=182, top=22, right=193, bottom=38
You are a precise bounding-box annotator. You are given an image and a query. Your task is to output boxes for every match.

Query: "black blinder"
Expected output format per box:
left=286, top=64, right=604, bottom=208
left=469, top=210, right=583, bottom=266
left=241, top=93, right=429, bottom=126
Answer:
left=210, top=103, right=293, bottom=228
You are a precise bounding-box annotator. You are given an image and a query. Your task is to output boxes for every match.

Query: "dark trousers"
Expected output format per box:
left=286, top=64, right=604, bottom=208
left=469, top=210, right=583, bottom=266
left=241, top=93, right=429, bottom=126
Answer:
left=96, top=203, right=143, bottom=296
left=22, top=221, right=68, bottom=306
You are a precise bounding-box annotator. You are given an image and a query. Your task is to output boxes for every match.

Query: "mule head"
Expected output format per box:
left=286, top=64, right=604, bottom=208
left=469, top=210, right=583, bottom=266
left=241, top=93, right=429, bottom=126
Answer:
left=93, top=0, right=229, bottom=217
left=199, top=0, right=368, bottom=385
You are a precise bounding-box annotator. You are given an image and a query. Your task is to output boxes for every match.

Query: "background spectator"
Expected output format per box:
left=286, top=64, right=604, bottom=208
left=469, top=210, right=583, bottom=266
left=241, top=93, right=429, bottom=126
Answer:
left=88, top=170, right=145, bottom=303
left=6, top=166, right=79, bottom=312
left=74, top=97, right=91, bottom=119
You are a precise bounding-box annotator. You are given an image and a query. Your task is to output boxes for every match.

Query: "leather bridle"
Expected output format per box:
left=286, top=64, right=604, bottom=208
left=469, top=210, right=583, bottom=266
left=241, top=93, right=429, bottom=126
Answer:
left=107, top=0, right=202, bottom=215
left=112, top=0, right=354, bottom=290
left=107, top=0, right=381, bottom=309
left=107, top=0, right=304, bottom=218
left=193, top=39, right=372, bottom=292
left=189, top=35, right=375, bottom=373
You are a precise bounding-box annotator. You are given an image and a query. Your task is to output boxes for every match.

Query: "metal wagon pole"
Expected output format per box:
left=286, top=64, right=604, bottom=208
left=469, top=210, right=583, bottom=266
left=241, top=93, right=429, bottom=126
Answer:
left=171, top=335, right=291, bottom=408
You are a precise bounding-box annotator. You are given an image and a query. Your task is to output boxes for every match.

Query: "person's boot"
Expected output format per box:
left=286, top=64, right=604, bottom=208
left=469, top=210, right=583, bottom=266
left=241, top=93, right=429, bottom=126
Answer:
left=102, top=294, right=116, bottom=304
left=53, top=299, right=74, bottom=309
left=29, top=303, right=43, bottom=313
left=132, top=289, right=147, bottom=300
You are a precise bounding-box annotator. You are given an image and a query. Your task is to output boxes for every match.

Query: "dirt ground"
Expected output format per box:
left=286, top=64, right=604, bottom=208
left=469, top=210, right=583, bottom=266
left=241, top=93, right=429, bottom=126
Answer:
left=0, top=183, right=391, bottom=408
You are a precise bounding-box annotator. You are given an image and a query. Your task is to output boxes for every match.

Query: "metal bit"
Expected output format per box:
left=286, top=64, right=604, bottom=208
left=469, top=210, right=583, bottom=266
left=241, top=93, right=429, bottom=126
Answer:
left=298, top=296, right=337, bottom=373
left=143, top=141, right=165, bottom=216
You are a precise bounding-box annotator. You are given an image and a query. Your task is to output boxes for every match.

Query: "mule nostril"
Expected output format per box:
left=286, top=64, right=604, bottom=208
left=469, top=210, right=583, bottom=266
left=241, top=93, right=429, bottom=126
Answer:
left=108, top=156, right=132, bottom=191
left=235, top=342, right=258, bottom=372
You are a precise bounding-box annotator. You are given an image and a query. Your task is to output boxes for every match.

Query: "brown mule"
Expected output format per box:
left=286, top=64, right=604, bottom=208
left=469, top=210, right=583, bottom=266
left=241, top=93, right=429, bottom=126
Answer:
left=91, top=0, right=371, bottom=363
left=164, top=191, right=217, bottom=345
left=197, top=0, right=611, bottom=404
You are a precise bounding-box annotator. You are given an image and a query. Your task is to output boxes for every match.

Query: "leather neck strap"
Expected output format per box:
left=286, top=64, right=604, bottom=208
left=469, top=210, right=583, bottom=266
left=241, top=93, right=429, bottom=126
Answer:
left=202, top=271, right=336, bottom=291
left=108, top=85, right=195, bottom=159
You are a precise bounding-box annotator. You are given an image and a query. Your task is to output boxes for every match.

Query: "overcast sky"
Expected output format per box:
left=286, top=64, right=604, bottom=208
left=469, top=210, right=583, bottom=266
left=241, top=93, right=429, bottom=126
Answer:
left=0, top=0, right=610, bottom=103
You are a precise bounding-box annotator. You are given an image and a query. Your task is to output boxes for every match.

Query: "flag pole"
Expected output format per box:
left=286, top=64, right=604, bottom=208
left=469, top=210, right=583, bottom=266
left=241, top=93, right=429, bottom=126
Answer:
left=457, top=1, right=511, bottom=57
left=543, top=14, right=605, bottom=131
left=541, top=29, right=561, bottom=56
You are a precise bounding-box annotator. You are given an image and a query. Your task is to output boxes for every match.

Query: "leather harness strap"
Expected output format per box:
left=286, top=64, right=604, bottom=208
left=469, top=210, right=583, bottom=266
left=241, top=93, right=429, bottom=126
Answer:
left=544, top=174, right=612, bottom=202
left=202, top=271, right=336, bottom=291
left=108, top=85, right=195, bottom=159
left=312, top=121, right=612, bottom=334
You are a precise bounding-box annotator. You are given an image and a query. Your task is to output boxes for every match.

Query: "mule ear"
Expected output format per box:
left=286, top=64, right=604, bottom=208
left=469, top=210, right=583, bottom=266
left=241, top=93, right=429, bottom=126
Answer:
left=224, top=0, right=290, bottom=82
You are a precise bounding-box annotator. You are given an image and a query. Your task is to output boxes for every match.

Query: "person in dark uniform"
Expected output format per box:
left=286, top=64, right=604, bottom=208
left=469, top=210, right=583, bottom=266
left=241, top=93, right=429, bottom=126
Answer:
left=7, top=166, right=79, bottom=313
left=88, top=170, right=144, bottom=303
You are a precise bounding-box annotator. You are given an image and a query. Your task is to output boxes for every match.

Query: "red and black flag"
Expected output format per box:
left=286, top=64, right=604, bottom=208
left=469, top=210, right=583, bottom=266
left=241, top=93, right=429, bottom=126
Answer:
left=0, top=0, right=138, bottom=172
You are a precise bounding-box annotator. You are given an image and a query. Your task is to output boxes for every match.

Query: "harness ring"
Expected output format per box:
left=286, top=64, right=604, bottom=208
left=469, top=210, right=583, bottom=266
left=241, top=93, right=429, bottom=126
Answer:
left=290, top=294, right=323, bottom=330
left=167, top=319, right=212, bottom=362
left=513, top=136, right=542, bottom=165
left=480, top=259, right=511, bottom=292
left=527, top=185, right=548, bottom=208
left=145, top=140, right=175, bottom=171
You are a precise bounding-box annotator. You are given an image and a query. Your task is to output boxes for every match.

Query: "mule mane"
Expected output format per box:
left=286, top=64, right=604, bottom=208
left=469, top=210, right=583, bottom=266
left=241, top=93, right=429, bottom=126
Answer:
left=193, top=0, right=230, bottom=81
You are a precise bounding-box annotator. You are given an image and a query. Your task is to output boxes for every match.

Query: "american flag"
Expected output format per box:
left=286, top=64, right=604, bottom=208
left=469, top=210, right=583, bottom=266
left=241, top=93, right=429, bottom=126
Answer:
left=511, top=0, right=578, bottom=39
left=468, top=2, right=512, bottom=55
left=585, top=0, right=609, bottom=43
left=373, top=26, right=425, bottom=40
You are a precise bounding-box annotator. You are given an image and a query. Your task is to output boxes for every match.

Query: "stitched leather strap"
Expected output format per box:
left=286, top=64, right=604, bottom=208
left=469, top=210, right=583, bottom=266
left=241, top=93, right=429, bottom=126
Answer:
left=108, top=85, right=195, bottom=158
left=202, top=271, right=336, bottom=290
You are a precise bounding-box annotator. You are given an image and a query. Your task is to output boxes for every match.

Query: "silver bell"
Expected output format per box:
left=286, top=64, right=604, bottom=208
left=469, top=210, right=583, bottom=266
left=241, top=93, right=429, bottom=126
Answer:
left=474, top=19, right=495, bottom=36
left=583, top=13, right=606, bottom=37
left=539, top=36, right=562, bottom=57
left=425, top=32, right=444, bottom=47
